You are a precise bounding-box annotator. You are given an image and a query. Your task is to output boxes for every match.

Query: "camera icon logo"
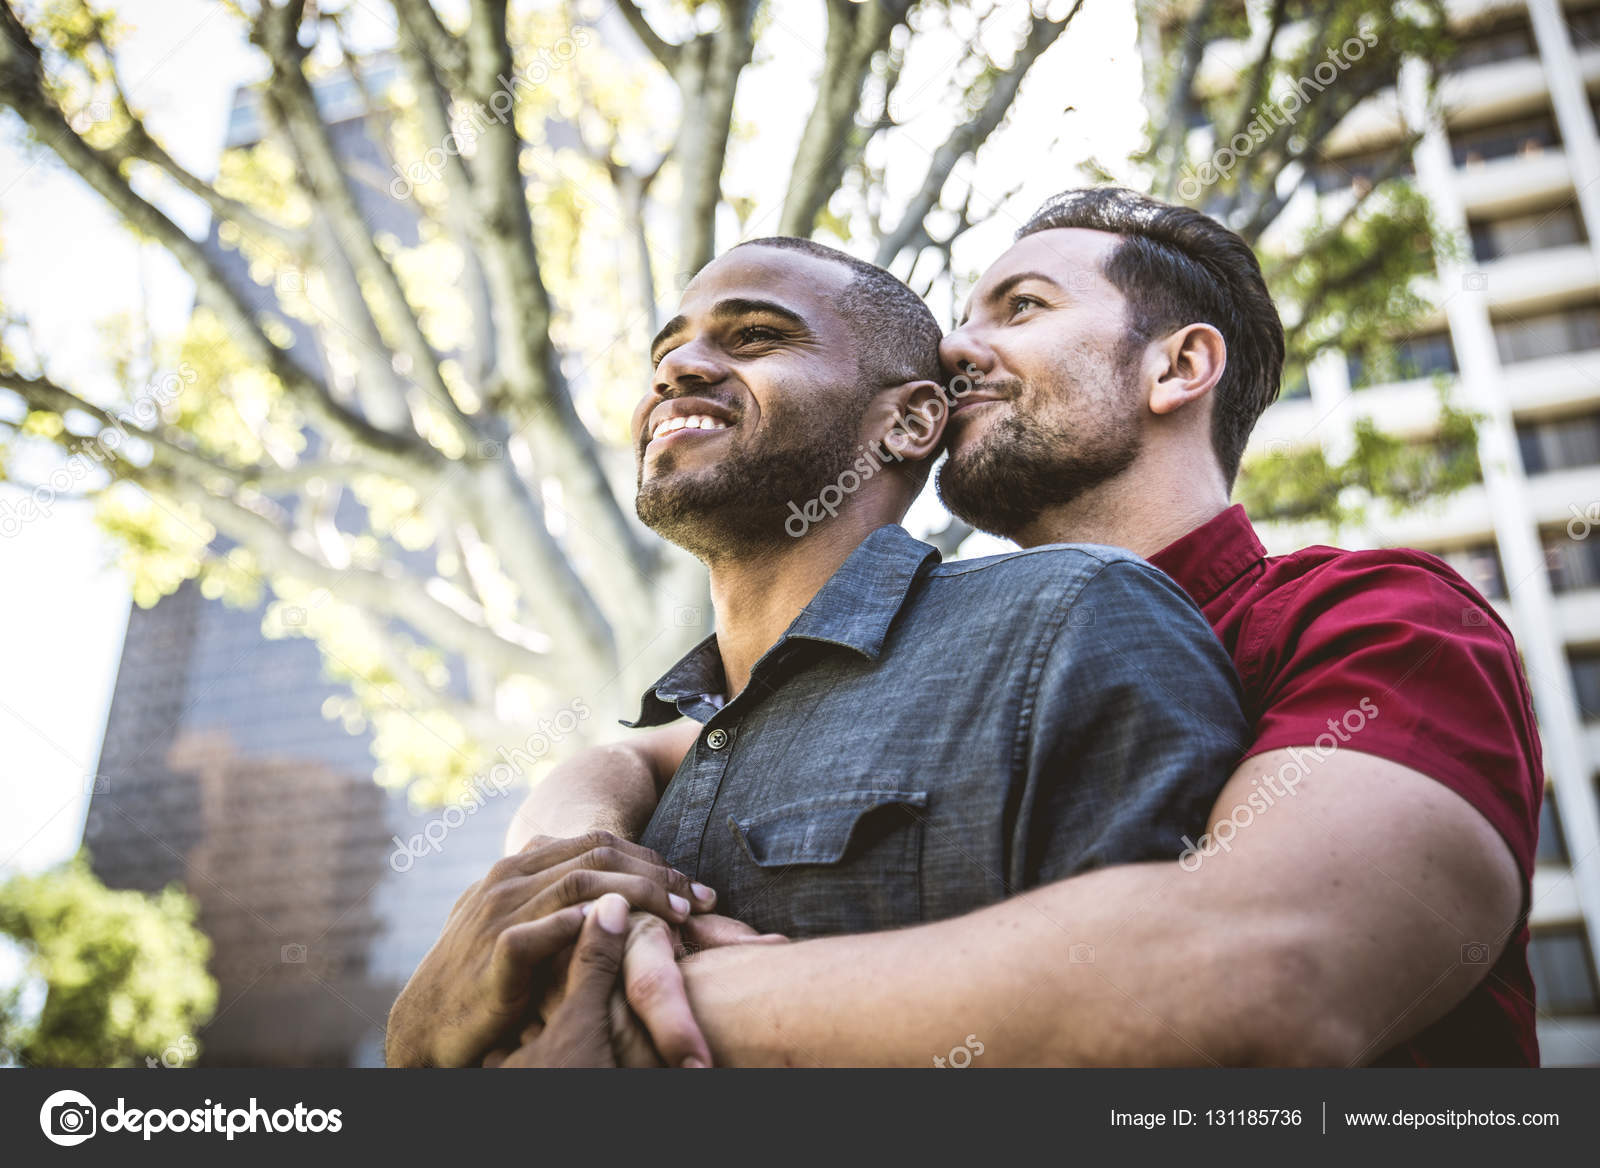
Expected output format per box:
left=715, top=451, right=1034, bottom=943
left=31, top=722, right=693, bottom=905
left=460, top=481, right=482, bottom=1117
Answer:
left=1460, top=942, right=1491, bottom=965
left=39, top=1089, right=97, bottom=1146
left=281, top=943, right=307, bottom=964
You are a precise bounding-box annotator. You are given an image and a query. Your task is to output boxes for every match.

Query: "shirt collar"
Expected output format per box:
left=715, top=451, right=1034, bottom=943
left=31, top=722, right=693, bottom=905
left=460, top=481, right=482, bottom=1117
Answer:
left=624, top=524, right=940, bottom=728
left=1147, top=504, right=1265, bottom=607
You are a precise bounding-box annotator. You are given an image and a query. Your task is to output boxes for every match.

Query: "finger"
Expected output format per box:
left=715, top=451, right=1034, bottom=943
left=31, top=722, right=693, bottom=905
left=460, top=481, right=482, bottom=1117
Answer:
left=503, top=832, right=687, bottom=886
left=482, top=1048, right=511, bottom=1068
left=680, top=912, right=785, bottom=950
left=609, top=987, right=666, bottom=1067
left=488, top=907, right=585, bottom=1001
left=624, top=914, right=712, bottom=1069
left=512, top=867, right=694, bottom=926
left=556, top=893, right=631, bottom=1021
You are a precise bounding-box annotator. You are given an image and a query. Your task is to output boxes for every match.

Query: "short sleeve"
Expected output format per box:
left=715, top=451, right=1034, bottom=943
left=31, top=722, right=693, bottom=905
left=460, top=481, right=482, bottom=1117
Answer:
left=1240, top=555, right=1543, bottom=877
left=1017, top=559, right=1251, bottom=888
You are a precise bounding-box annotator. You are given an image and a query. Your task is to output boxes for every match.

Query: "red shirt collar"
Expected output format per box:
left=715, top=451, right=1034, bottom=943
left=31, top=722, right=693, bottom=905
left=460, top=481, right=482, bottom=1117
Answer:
left=1147, top=504, right=1267, bottom=607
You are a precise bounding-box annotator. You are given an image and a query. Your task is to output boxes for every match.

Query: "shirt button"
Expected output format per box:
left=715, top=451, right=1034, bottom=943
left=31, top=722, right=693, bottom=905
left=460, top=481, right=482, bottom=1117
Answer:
left=706, top=728, right=729, bottom=750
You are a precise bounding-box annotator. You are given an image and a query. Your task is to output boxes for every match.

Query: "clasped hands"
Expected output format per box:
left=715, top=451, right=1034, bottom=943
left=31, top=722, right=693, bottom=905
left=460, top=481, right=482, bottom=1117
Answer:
left=385, top=832, right=784, bottom=1068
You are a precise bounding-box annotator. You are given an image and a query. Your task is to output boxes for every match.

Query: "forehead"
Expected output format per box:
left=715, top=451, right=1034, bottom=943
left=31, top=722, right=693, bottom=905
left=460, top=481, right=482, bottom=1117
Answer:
left=679, top=246, right=852, bottom=322
left=975, top=227, right=1123, bottom=301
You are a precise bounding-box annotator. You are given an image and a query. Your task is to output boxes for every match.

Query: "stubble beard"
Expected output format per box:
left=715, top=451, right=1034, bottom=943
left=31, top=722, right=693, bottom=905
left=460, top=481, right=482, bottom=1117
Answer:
left=635, top=399, right=870, bottom=563
left=937, top=364, right=1142, bottom=541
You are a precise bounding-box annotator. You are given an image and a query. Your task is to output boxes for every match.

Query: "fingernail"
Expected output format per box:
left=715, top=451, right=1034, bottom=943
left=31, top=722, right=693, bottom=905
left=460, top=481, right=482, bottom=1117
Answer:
left=596, top=893, right=628, bottom=934
left=668, top=892, right=690, bottom=916
left=681, top=1056, right=707, bottom=1069
left=691, top=882, right=715, bottom=903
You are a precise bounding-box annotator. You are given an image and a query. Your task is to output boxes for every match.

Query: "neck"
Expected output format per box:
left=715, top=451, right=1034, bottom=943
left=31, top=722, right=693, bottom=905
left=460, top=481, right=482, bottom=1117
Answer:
left=705, top=499, right=905, bottom=697
left=1010, top=441, right=1232, bottom=558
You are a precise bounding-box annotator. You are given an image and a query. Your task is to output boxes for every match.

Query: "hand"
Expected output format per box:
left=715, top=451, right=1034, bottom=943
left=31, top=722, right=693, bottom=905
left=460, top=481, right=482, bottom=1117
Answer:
left=385, top=832, right=714, bottom=1067
left=484, top=893, right=651, bottom=1068
left=609, top=912, right=789, bottom=1068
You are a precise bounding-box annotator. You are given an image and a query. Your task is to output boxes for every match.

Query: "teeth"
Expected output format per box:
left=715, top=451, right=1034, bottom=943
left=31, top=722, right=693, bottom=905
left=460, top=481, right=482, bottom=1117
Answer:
left=651, top=414, right=731, bottom=441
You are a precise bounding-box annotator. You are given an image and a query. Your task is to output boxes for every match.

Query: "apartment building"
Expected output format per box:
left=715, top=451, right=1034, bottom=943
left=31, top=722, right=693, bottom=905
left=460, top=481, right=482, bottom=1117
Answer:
left=1217, top=0, right=1600, bottom=1063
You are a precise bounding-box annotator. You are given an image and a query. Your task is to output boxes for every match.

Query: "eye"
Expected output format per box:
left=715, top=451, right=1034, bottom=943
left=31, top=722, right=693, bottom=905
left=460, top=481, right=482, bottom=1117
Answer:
left=734, top=324, right=782, bottom=348
left=1008, top=294, right=1043, bottom=318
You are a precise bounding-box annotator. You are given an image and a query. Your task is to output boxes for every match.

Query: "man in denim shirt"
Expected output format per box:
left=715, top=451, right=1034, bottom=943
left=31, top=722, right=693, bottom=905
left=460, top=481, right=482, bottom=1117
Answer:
left=387, top=235, right=1244, bottom=1066
left=631, top=522, right=1243, bottom=939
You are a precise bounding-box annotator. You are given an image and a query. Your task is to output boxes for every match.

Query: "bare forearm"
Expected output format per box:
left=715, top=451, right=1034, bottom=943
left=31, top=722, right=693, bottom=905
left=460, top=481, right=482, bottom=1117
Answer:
left=505, top=744, right=658, bottom=853
left=679, top=862, right=1355, bottom=1068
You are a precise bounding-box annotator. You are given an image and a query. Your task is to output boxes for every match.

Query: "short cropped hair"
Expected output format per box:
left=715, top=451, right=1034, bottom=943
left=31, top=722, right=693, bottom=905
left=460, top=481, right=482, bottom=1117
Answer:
left=736, top=236, right=943, bottom=393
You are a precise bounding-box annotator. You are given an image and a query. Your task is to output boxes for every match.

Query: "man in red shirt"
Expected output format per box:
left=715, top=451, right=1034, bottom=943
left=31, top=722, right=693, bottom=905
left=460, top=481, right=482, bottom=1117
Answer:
left=398, top=188, right=1540, bottom=1066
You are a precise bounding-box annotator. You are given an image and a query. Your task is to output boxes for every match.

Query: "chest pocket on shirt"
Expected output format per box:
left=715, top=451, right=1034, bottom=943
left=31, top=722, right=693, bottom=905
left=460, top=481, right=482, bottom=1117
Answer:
left=722, top=788, right=926, bottom=938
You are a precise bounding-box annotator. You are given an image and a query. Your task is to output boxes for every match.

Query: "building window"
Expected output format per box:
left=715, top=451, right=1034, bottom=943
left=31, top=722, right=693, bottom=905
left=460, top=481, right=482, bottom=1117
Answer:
left=1518, top=409, right=1600, bottom=474
left=1496, top=303, right=1600, bottom=364
left=1571, top=3, right=1600, bottom=49
left=1347, top=331, right=1458, bottom=389
left=1543, top=526, right=1600, bottom=591
left=1469, top=202, right=1587, bottom=263
left=1308, top=145, right=1415, bottom=195
left=1436, top=542, right=1507, bottom=599
left=1568, top=648, right=1600, bottom=718
left=1536, top=790, right=1569, bottom=865
left=1448, top=15, right=1537, bottom=71
left=1449, top=111, right=1561, bottom=167
left=1527, top=926, right=1600, bottom=1015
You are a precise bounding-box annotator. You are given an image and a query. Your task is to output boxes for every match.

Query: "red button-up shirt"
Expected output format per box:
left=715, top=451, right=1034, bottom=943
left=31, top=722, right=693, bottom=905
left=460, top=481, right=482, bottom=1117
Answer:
left=1150, top=505, right=1543, bottom=1066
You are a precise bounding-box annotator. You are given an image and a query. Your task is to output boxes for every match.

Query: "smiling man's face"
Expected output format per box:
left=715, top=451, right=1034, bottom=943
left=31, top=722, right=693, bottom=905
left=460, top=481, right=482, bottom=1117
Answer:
left=937, top=228, right=1149, bottom=542
left=632, top=245, right=873, bottom=561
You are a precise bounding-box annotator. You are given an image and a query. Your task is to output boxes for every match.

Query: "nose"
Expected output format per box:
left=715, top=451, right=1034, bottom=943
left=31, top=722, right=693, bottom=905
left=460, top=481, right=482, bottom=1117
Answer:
left=654, top=338, right=728, bottom=398
left=939, top=326, right=995, bottom=385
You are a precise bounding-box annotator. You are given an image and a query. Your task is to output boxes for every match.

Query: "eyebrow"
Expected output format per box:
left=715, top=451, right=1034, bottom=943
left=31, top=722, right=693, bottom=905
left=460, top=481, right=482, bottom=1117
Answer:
left=959, top=271, right=1066, bottom=326
left=649, top=297, right=811, bottom=362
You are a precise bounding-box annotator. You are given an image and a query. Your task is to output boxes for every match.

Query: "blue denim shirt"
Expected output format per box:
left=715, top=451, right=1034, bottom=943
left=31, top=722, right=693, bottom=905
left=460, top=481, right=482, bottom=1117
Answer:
left=630, top=524, right=1247, bottom=938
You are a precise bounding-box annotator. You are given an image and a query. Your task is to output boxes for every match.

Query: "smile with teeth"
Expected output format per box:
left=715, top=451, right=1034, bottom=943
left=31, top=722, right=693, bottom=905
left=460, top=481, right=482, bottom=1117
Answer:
left=650, top=414, right=732, bottom=442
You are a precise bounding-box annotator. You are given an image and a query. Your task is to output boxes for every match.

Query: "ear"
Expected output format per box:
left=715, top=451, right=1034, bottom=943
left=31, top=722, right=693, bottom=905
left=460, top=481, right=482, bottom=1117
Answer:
left=863, top=379, right=948, bottom=463
left=1148, top=324, right=1226, bottom=416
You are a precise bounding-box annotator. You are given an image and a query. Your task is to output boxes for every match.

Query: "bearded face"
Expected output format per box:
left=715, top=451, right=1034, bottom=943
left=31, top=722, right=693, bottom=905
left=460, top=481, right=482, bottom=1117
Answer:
left=936, top=229, right=1154, bottom=542
left=937, top=348, right=1143, bottom=540
left=632, top=247, right=878, bottom=564
left=635, top=386, right=869, bottom=562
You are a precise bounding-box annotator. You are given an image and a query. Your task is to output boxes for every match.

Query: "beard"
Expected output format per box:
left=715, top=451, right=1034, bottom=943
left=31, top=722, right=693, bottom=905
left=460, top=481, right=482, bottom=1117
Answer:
left=937, top=368, right=1142, bottom=541
left=635, top=396, right=870, bottom=563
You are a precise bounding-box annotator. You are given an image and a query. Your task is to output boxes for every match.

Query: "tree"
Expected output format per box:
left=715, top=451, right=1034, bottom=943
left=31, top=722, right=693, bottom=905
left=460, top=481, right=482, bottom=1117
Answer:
left=1130, top=0, right=1480, bottom=526
left=0, top=853, right=216, bottom=1068
left=0, top=0, right=1470, bottom=803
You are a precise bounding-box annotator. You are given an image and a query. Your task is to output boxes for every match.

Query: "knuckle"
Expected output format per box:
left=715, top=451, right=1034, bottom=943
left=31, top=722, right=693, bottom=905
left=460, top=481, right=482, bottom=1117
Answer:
left=556, top=868, right=596, bottom=902
left=578, top=829, right=619, bottom=852
left=576, top=939, right=623, bottom=978
left=587, top=845, right=624, bottom=871
left=485, top=856, right=523, bottom=884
